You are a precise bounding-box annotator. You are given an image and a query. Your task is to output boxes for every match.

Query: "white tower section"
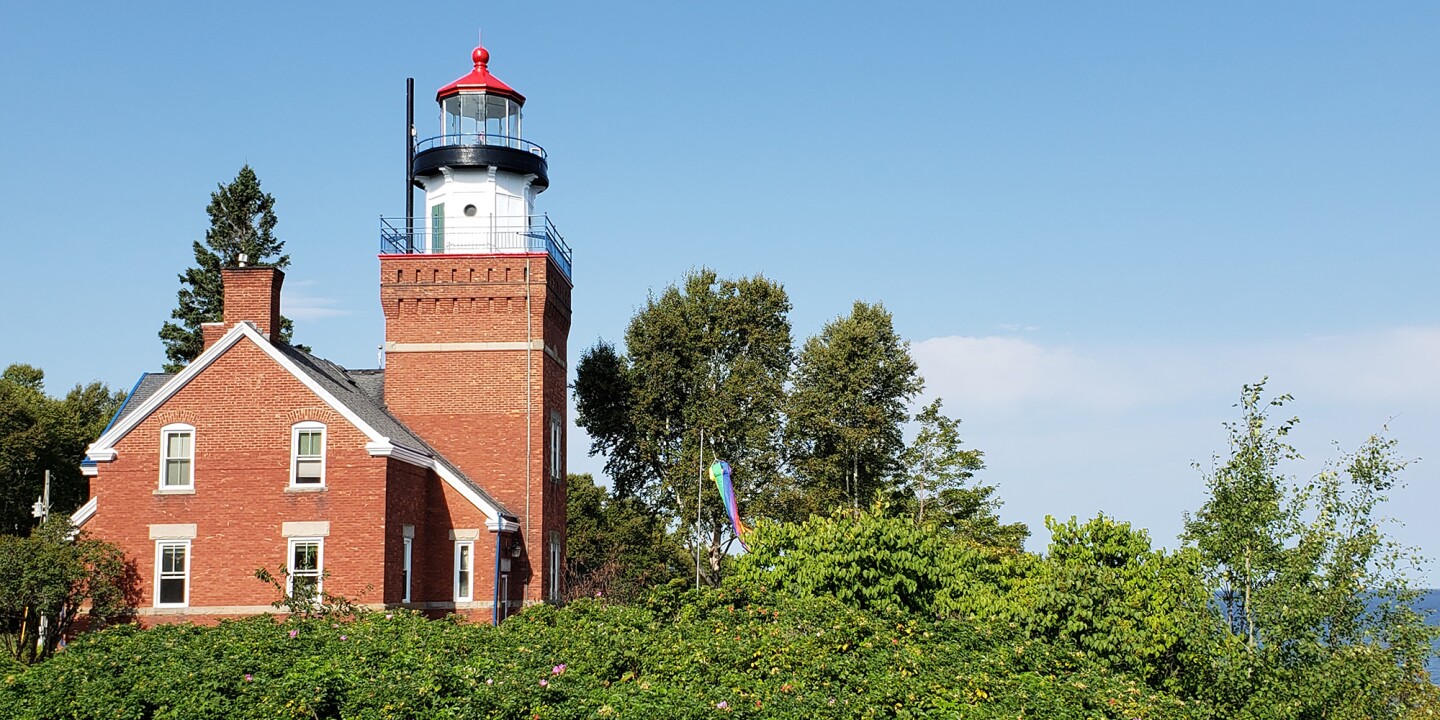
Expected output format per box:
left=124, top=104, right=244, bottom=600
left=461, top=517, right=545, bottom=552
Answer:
left=413, top=45, right=551, bottom=255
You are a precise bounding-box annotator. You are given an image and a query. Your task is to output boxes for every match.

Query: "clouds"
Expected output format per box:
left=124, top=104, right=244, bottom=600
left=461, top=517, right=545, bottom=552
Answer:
left=281, top=280, right=351, bottom=321
left=913, top=326, right=1440, bottom=420
left=909, top=326, right=1440, bottom=570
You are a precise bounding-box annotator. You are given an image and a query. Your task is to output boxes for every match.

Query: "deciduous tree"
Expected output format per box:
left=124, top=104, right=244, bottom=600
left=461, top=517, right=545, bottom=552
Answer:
left=0, top=518, right=133, bottom=664
left=783, top=301, right=921, bottom=516
left=564, top=473, right=688, bottom=602
left=0, top=365, right=124, bottom=535
left=573, top=269, right=792, bottom=583
left=1183, top=380, right=1437, bottom=716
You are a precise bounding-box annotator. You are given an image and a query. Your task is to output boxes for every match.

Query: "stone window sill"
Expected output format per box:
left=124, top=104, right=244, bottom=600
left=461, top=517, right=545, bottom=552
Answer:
left=153, top=487, right=196, bottom=496
left=285, top=485, right=327, bottom=493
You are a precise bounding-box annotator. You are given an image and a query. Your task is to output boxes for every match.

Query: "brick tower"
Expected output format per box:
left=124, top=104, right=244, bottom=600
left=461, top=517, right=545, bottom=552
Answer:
left=379, top=44, right=572, bottom=607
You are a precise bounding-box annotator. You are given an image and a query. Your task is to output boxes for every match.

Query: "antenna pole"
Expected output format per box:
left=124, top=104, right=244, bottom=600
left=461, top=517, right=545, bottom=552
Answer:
left=696, top=427, right=703, bottom=590
left=405, top=77, right=415, bottom=252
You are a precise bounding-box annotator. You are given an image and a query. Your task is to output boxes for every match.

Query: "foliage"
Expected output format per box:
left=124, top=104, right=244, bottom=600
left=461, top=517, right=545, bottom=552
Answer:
left=253, top=567, right=369, bottom=620
left=0, top=364, right=124, bottom=535
left=1183, top=380, right=1438, bottom=718
left=1017, top=515, right=1218, bottom=694
left=732, top=505, right=959, bottom=616
left=564, top=473, right=689, bottom=603
left=0, top=518, right=134, bottom=664
left=0, top=594, right=1198, bottom=719
left=573, top=269, right=793, bottom=583
left=888, top=398, right=1027, bottom=551
left=782, top=301, right=921, bottom=517
left=158, top=165, right=300, bottom=372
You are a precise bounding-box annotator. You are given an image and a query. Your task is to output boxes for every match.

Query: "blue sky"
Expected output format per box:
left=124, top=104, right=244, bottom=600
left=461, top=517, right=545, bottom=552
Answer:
left=3, top=2, right=1437, bottom=576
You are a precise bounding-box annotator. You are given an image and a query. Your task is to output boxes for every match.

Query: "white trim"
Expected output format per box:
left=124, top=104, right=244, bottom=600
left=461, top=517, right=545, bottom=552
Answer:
left=384, top=340, right=543, bottom=353
left=289, top=421, right=327, bottom=488
left=154, top=539, right=191, bottom=608
left=401, top=536, right=413, bottom=603
left=70, top=497, right=98, bottom=527
left=81, top=322, right=504, bottom=523
left=486, top=517, right=520, bottom=533
left=282, top=521, right=331, bottom=538
left=80, top=464, right=98, bottom=477
left=158, top=423, right=195, bottom=491
left=548, top=413, right=563, bottom=481
left=365, top=440, right=505, bottom=523
left=548, top=532, right=561, bottom=602
left=287, top=537, right=324, bottom=599
left=454, top=540, right=475, bottom=602
left=149, top=523, right=197, bottom=540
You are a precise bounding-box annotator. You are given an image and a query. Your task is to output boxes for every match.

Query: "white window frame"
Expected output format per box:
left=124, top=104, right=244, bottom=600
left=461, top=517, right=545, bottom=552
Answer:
left=401, top=536, right=413, bottom=603
left=549, top=414, right=562, bottom=481
left=287, top=537, right=324, bottom=601
left=454, top=540, right=474, bottom=602
left=154, top=540, right=191, bottom=608
left=158, top=423, right=195, bottom=491
left=290, top=422, right=327, bottom=487
left=548, top=533, right=561, bottom=602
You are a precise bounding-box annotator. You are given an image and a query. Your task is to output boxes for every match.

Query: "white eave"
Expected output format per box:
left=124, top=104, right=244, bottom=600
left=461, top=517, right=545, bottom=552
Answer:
left=83, top=322, right=505, bottom=523
left=70, top=497, right=97, bottom=528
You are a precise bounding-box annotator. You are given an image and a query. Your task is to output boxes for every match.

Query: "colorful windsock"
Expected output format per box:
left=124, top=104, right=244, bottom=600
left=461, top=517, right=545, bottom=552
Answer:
left=708, top=460, right=749, bottom=551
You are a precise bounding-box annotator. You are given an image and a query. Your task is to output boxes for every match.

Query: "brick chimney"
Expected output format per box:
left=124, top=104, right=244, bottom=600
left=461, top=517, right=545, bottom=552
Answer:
left=221, top=266, right=285, bottom=340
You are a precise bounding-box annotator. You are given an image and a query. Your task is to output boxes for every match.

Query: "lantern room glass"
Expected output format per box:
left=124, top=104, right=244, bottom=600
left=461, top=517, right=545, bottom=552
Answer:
left=442, top=93, right=522, bottom=148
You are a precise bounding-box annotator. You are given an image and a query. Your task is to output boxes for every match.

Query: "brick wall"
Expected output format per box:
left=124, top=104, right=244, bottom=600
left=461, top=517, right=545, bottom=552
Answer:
left=379, top=252, right=570, bottom=603
left=87, top=338, right=389, bottom=622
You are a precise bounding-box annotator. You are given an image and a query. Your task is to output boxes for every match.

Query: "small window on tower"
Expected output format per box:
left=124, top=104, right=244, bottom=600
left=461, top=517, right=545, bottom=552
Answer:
left=463, top=204, right=478, bottom=217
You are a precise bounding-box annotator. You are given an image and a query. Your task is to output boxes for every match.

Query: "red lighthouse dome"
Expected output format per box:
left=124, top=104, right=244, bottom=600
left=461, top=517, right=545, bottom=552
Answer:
left=435, top=44, right=525, bottom=104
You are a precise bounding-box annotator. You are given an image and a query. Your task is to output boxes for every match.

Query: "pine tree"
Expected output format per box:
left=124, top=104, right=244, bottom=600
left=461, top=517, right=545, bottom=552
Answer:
left=158, top=165, right=297, bottom=371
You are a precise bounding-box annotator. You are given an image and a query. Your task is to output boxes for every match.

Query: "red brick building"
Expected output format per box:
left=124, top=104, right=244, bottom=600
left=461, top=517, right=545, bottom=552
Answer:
left=77, top=46, right=570, bottom=624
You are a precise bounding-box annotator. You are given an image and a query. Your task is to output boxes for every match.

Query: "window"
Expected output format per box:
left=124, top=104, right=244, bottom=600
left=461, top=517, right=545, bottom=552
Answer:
left=401, top=536, right=413, bottom=603
left=454, top=541, right=474, bottom=602
left=548, top=532, right=561, bottom=602
left=159, top=424, right=194, bottom=490
left=290, top=422, right=326, bottom=486
left=288, top=538, right=323, bottom=602
left=155, top=541, right=190, bottom=607
left=549, top=415, right=562, bottom=482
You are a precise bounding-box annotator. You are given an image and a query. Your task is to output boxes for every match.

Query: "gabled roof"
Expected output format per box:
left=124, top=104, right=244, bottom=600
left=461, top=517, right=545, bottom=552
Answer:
left=85, top=322, right=514, bottom=524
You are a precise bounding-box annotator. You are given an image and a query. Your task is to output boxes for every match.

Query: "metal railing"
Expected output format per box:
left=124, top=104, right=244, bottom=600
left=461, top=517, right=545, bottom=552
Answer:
left=379, top=215, right=572, bottom=280
left=415, top=134, right=547, bottom=158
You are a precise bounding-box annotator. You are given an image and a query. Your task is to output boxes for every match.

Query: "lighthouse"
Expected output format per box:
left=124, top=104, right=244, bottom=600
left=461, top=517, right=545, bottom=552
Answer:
left=379, top=44, right=572, bottom=612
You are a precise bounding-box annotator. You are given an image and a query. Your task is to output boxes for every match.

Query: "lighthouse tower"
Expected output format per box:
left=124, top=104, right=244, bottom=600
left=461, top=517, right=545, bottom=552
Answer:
left=379, top=44, right=572, bottom=611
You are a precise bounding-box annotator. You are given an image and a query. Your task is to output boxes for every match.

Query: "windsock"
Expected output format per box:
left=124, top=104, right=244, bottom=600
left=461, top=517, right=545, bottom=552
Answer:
left=708, top=460, right=749, bottom=551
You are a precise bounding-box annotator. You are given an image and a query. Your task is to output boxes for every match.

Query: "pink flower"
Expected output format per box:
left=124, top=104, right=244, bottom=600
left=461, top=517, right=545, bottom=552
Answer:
left=716, top=701, right=728, bottom=709
left=288, top=629, right=298, bottom=639
left=539, top=679, right=549, bottom=687
left=243, top=674, right=253, bottom=682
left=340, top=635, right=348, bottom=641
left=486, top=678, right=493, bottom=686
left=385, top=613, right=393, bottom=619
left=551, top=664, right=567, bottom=675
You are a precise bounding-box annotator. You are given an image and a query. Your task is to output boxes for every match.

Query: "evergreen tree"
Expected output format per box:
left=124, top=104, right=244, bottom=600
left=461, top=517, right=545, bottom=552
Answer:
left=158, top=165, right=296, bottom=372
